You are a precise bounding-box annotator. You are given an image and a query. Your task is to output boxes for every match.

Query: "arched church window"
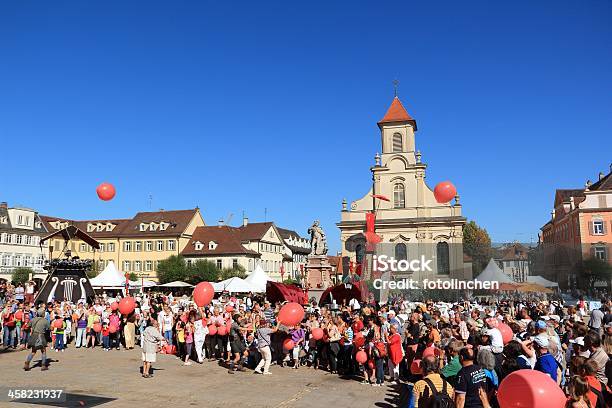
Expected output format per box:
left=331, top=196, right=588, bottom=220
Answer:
left=395, top=243, right=407, bottom=261
left=392, top=133, right=403, bottom=152
left=355, top=244, right=364, bottom=264
left=436, top=242, right=450, bottom=275
left=393, top=183, right=405, bottom=209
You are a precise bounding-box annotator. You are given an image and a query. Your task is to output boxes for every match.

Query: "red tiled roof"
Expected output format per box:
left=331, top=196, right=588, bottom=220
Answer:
left=238, top=222, right=275, bottom=241
left=181, top=225, right=260, bottom=256
left=378, top=97, right=417, bottom=130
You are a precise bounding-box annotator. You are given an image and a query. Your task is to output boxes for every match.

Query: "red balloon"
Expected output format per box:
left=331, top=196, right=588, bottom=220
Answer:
left=225, top=305, right=234, bottom=313
left=311, top=328, right=324, bottom=341
left=193, top=282, right=215, bottom=307
left=93, top=323, right=102, bottom=333
left=52, top=319, right=63, bottom=329
left=498, top=323, right=513, bottom=345
left=367, top=360, right=375, bottom=370
left=498, top=369, right=566, bottom=408
left=118, top=297, right=135, bottom=315
left=434, top=181, right=457, bottom=204
left=217, top=326, right=227, bottom=336
left=283, top=339, right=295, bottom=351
left=410, top=359, right=423, bottom=375
left=422, top=345, right=436, bottom=358
left=353, top=333, right=365, bottom=348
left=208, top=325, right=217, bottom=336
left=15, top=311, right=23, bottom=320
left=356, top=350, right=367, bottom=364
left=110, top=302, right=119, bottom=311
left=96, top=182, right=116, bottom=201
left=277, top=303, right=304, bottom=326
left=109, top=325, right=118, bottom=334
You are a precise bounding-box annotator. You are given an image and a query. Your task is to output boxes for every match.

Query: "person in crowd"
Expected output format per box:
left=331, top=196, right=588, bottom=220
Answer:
left=254, top=320, right=280, bottom=375
left=455, top=347, right=488, bottom=408
left=565, top=375, right=592, bottom=408
left=412, top=355, right=455, bottom=408
left=23, top=308, right=50, bottom=372
left=534, top=335, right=559, bottom=382
left=142, top=318, right=165, bottom=378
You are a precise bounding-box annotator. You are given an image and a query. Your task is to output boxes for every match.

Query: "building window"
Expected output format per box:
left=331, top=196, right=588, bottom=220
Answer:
left=187, top=259, right=192, bottom=267
left=134, top=261, right=141, bottom=272
left=80, top=243, right=87, bottom=252
left=232, top=259, right=238, bottom=269
left=134, top=241, right=142, bottom=252
left=2, top=254, right=10, bottom=266
left=594, top=246, right=607, bottom=261
left=108, top=243, right=115, bottom=252
left=157, top=240, right=164, bottom=251
left=216, top=259, right=222, bottom=269
left=592, top=220, right=605, bottom=235
left=436, top=242, right=450, bottom=275
left=123, top=261, right=131, bottom=271
left=99, top=243, right=105, bottom=252
left=124, top=241, right=132, bottom=252
left=395, top=243, right=407, bottom=261
left=145, top=261, right=152, bottom=271
left=393, top=183, right=405, bottom=209
left=16, top=235, right=23, bottom=245
left=146, top=241, right=153, bottom=251
left=168, top=240, right=176, bottom=251
left=392, top=133, right=403, bottom=152
left=25, top=235, right=32, bottom=245
left=17, top=215, right=23, bottom=225
left=15, top=255, right=22, bottom=266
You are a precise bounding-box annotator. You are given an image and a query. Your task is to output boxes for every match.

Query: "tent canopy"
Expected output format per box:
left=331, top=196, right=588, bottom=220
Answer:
left=266, top=281, right=306, bottom=304
left=158, top=281, right=193, bottom=288
left=213, top=277, right=254, bottom=293
left=526, top=275, right=559, bottom=288
left=475, top=259, right=515, bottom=284
left=244, top=264, right=270, bottom=293
left=319, top=283, right=364, bottom=306
left=90, top=261, right=128, bottom=288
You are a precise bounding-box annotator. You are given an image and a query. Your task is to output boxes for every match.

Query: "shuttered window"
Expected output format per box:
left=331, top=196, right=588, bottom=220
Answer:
left=392, top=133, right=403, bottom=152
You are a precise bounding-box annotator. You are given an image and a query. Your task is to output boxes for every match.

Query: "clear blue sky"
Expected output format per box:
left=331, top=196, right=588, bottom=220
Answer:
left=1, top=1, right=611, bottom=252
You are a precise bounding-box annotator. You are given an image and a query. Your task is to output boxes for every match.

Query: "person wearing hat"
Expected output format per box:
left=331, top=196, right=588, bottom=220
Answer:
left=533, top=335, right=558, bottom=382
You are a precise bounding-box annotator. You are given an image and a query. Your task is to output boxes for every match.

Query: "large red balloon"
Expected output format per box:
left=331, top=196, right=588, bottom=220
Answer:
left=497, top=369, right=566, bottom=408
left=277, top=303, right=304, bottom=326
left=93, top=323, right=102, bottom=333
left=283, top=339, right=295, bottom=351
left=118, top=297, right=136, bottom=315
left=498, top=322, right=513, bottom=345
left=110, top=302, right=119, bottom=311
left=311, top=328, right=324, bottom=341
left=353, top=333, right=365, bottom=348
left=208, top=325, right=217, bottom=336
left=356, top=350, right=367, bottom=364
left=193, top=282, right=214, bottom=307
left=422, top=345, right=436, bottom=358
left=410, top=359, right=423, bottom=375
left=434, top=181, right=457, bottom=204
left=52, top=319, right=64, bottom=329
left=96, top=182, right=116, bottom=201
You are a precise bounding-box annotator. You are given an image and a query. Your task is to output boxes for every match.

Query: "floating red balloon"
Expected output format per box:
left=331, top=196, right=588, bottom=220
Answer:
left=433, top=181, right=457, bottom=204
left=110, top=302, right=119, bottom=311
left=15, top=311, right=23, bottom=320
left=217, top=326, right=227, bottom=336
left=118, top=297, right=136, bottom=315
left=193, top=282, right=215, bottom=307
left=283, top=339, right=295, bottom=351
left=93, top=323, right=102, bottom=333
left=353, top=333, right=365, bottom=348
left=277, top=303, right=304, bottom=326
left=311, top=328, right=324, bottom=341
left=498, top=322, right=513, bottom=345
left=356, top=350, right=367, bottom=364
left=208, top=325, right=217, bottom=336
left=96, top=182, right=116, bottom=201
left=497, top=369, right=566, bottom=408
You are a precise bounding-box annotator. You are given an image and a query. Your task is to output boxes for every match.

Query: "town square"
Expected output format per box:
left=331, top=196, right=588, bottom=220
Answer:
left=1, top=1, right=611, bottom=408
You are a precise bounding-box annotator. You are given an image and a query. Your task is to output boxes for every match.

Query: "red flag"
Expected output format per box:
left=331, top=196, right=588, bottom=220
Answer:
left=366, top=212, right=375, bottom=233
left=371, top=194, right=390, bottom=202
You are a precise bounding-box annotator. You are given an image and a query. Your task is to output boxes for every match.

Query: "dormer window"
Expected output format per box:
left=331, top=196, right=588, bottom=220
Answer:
left=87, top=223, right=96, bottom=232
left=159, top=222, right=168, bottom=231
left=96, top=223, right=105, bottom=232
left=209, top=241, right=217, bottom=250
left=150, top=222, right=158, bottom=231
left=35, top=221, right=41, bottom=228
left=139, top=223, right=148, bottom=232
left=194, top=241, right=204, bottom=251
left=106, top=223, right=115, bottom=232
left=0, top=216, right=7, bottom=224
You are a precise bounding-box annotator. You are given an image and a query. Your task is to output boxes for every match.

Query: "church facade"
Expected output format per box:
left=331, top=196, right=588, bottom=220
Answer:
left=337, top=97, right=472, bottom=282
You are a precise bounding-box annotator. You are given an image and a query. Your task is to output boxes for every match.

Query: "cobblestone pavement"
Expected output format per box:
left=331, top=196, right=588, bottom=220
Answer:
left=0, top=347, right=408, bottom=408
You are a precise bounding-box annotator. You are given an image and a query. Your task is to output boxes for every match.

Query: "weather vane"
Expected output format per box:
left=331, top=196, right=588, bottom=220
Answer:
left=393, top=79, right=399, bottom=97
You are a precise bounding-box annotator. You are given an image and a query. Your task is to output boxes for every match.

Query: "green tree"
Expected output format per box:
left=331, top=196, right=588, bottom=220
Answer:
left=86, top=262, right=99, bottom=279
left=187, top=260, right=220, bottom=284
left=156, top=255, right=190, bottom=284
left=581, top=257, right=612, bottom=290
left=220, top=264, right=246, bottom=280
left=11, top=267, right=32, bottom=285
left=128, top=272, right=138, bottom=282
left=282, top=278, right=299, bottom=285
left=463, top=220, right=492, bottom=275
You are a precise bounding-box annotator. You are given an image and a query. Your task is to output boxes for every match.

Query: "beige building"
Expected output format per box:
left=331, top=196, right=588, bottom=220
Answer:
left=337, top=97, right=471, bottom=281
left=40, top=208, right=205, bottom=281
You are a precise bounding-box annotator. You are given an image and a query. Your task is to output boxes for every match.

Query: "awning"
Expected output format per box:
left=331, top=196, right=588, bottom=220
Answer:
left=266, top=281, right=306, bottom=304
left=40, top=225, right=100, bottom=250
left=318, top=283, right=364, bottom=306
left=158, top=281, right=194, bottom=288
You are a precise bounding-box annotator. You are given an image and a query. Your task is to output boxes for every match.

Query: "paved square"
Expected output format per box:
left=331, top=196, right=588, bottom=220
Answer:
left=0, top=347, right=408, bottom=408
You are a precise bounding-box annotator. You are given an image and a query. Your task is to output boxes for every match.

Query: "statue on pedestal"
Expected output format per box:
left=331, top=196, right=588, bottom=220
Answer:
left=308, top=220, right=328, bottom=256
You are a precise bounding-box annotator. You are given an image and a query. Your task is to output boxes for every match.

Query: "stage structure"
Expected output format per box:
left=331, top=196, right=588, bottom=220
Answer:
left=34, top=225, right=99, bottom=304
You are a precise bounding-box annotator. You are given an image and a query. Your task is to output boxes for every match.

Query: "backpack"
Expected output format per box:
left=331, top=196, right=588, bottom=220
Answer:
left=420, top=377, right=456, bottom=408
left=589, top=381, right=612, bottom=408
left=374, top=341, right=387, bottom=358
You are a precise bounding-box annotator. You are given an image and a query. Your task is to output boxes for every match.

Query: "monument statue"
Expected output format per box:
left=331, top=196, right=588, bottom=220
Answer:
left=308, top=220, right=328, bottom=256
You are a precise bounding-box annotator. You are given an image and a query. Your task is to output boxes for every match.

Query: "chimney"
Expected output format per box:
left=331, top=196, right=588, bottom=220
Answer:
left=242, top=216, right=248, bottom=227
left=570, top=196, right=575, bottom=210
left=551, top=209, right=555, bottom=220
left=599, top=172, right=604, bottom=181
left=0, top=202, right=7, bottom=209
left=218, top=219, right=225, bottom=227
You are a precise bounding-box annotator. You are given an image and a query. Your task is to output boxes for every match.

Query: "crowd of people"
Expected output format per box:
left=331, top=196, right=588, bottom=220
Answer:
left=1, top=283, right=611, bottom=407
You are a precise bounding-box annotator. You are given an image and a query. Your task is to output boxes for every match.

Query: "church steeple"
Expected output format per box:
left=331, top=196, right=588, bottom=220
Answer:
left=377, top=96, right=417, bottom=130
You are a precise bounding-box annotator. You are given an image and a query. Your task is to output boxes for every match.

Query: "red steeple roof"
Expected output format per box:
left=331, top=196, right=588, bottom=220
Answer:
left=378, top=97, right=417, bottom=130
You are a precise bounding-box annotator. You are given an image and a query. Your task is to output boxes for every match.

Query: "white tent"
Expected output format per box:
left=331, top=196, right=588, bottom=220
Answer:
left=158, top=281, right=194, bottom=288
left=526, top=275, right=559, bottom=288
left=133, top=279, right=157, bottom=288
left=90, top=261, right=128, bottom=288
left=475, top=259, right=515, bottom=284
left=213, top=277, right=254, bottom=293
left=244, top=264, right=270, bottom=293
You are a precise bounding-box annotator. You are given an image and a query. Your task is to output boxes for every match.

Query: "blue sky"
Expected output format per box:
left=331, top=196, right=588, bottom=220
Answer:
left=1, top=1, right=611, bottom=253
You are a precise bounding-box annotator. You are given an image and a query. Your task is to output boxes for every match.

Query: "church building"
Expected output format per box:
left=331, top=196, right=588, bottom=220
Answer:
left=337, top=96, right=472, bottom=281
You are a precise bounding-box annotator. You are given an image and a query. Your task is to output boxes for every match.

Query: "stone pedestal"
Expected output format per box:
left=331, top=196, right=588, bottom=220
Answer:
left=304, top=255, right=333, bottom=290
